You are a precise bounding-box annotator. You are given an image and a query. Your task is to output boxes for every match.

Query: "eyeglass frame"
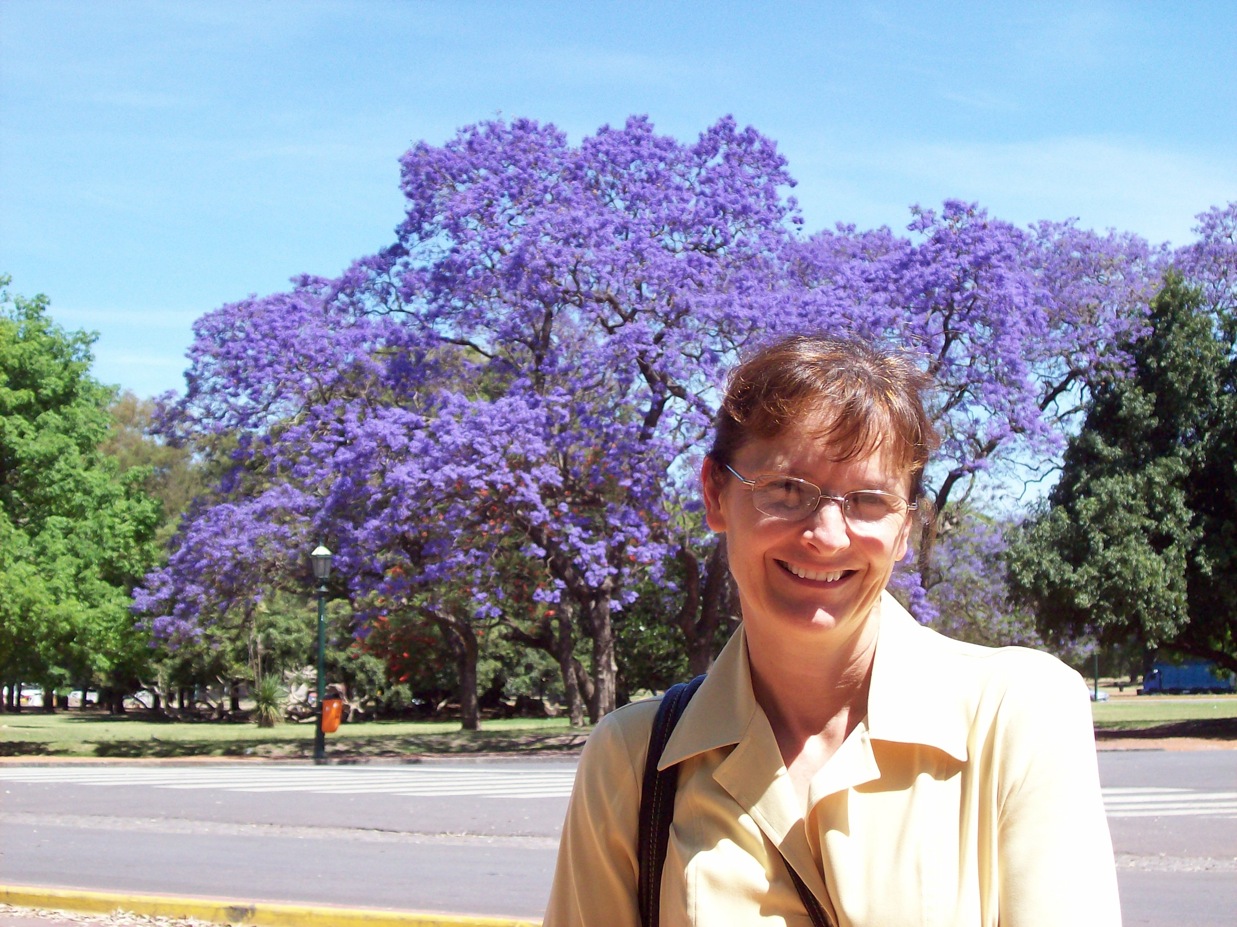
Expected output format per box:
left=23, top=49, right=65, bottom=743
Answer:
left=720, top=462, right=918, bottom=526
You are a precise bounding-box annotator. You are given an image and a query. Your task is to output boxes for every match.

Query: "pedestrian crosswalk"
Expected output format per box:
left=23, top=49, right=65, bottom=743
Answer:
left=1102, top=786, right=1237, bottom=819
left=0, top=764, right=578, bottom=799
left=1, top=766, right=1234, bottom=818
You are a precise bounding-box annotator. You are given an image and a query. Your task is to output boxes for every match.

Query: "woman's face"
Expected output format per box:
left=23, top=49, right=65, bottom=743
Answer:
left=702, top=415, right=913, bottom=645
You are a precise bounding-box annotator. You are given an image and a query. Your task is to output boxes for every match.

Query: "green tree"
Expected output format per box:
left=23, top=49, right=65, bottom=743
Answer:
left=1008, top=276, right=1237, bottom=673
left=103, top=390, right=205, bottom=546
left=0, top=277, right=161, bottom=709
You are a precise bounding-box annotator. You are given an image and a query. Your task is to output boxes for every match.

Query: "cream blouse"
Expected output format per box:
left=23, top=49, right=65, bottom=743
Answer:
left=544, top=593, right=1121, bottom=926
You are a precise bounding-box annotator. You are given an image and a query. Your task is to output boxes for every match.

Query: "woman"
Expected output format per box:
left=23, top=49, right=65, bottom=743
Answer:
left=545, top=335, right=1120, bottom=926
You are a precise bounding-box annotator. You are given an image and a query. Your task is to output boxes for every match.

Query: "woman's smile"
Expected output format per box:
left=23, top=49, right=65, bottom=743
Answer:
left=779, top=561, right=851, bottom=584
left=703, top=419, right=913, bottom=641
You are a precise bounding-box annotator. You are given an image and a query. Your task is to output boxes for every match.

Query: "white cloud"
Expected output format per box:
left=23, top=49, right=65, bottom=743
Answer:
left=52, top=306, right=200, bottom=330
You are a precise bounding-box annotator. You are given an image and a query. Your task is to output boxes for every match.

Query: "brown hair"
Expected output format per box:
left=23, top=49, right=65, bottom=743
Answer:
left=707, top=335, right=937, bottom=501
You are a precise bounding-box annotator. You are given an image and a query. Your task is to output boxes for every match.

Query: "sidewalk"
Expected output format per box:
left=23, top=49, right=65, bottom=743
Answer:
left=0, top=889, right=540, bottom=927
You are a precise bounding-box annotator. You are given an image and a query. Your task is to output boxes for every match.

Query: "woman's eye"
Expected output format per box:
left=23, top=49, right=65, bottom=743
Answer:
left=771, top=479, right=806, bottom=501
left=760, top=478, right=813, bottom=512
left=847, top=491, right=896, bottom=521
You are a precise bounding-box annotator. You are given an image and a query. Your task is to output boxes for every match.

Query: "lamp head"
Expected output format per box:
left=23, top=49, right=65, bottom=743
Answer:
left=310, top=545, right=333, bottom=582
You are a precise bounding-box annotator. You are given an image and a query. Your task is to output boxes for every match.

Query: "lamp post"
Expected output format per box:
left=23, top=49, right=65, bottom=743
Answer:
left=310, top=544, right=333, bottom=764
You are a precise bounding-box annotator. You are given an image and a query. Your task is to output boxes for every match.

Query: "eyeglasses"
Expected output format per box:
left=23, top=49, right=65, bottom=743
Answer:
left=722, top=463, right=916, bottom=528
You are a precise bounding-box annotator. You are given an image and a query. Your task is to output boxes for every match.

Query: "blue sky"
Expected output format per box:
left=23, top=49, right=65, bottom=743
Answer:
left=2, top=0, right=1234, bottom=399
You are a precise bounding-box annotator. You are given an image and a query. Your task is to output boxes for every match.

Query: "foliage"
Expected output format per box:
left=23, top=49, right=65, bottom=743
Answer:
left=0, top=277, right=161, bottom=706
left=925, top=513, right=1042, bottom=648
left=134, top=116, right=1229, bottom=720
left=355, top=612, right=460, bottom=713
left=103, top=390, right=206, bottom=547
left=137, top=115, right=801, bottom=723
left=251, top=674, right=284, bottom=727
left=1172, top=202, right=1237, bottom=316
left=1007, top=253, right=1237, bottom=673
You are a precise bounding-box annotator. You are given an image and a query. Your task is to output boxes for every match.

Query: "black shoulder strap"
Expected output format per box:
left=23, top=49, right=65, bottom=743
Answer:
left=637, top=674, right=705, bottom=927
left=635, top=674, right=835, bottom=927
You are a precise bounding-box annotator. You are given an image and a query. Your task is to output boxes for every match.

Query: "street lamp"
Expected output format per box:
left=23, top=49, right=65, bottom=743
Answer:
left=310, top=544, right=333, bottom=764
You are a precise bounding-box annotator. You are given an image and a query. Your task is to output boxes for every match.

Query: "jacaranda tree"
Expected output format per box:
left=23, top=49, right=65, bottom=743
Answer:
left=135, top=116, right=1177, bottom=724
left=137, top=116, right=800, bottom=724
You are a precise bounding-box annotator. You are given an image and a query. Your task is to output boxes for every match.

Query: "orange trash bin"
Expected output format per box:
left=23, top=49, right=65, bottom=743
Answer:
left=321, top=697, right=344, bottom=733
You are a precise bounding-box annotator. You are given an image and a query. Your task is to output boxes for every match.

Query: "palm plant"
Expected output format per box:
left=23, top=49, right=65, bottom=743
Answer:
left=251, top=674, right=284, bottom=728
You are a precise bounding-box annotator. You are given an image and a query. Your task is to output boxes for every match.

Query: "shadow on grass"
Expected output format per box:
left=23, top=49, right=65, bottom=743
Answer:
left=60, top=712, right=244, bottom=725
left=0, top=742, right=54, bottom=756
left=91, top=740, right=294, bottom=758
left=4, top=707, right=592, bottom=759
left=13, top=729, right=595, bottom=761
left=1094, top=717, right=1237, bottom=741
left=354, top=730, right=592, bottom=756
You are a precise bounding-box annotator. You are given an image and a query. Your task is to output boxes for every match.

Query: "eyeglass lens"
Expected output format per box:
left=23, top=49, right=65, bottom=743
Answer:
left=751, top=477, right=906, bottom=524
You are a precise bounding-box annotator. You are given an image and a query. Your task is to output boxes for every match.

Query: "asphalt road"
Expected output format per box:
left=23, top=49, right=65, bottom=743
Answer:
left=0, top=758, right=572, bottom=920
left=1099, top=749, right=1236, bottom=927
left=0, top=751, right=1233, bottom=925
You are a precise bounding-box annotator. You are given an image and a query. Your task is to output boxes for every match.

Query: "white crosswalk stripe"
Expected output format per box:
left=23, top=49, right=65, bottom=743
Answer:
left=3, top=768, right=1233, bottom=817
left=1103, top=787, right=1237, bottom=819
left=0, top=765, right=577, bottom=798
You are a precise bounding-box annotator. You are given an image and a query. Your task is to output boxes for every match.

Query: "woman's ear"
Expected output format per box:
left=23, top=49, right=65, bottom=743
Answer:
left=701, top=457, right=728, bottom=533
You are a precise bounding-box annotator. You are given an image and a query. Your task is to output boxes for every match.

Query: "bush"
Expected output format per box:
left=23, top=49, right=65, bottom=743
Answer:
left=252, top=675, right=284, bottom=728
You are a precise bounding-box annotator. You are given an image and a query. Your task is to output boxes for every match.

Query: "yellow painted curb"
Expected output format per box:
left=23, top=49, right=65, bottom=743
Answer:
left=0, top=886, right=540, bottom=926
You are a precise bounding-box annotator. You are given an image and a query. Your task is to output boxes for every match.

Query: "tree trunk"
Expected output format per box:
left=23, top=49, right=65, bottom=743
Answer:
left=677, top=538, right=733, bottom=678
left=41, top=679, right=56, bottom=714
left=425, top=608, right=482, bottom=732
left=451, top=625, right=481, bottom=732
left=586, top=593, right=617, bottom=723
left=556, top=609, right=586, bottom=727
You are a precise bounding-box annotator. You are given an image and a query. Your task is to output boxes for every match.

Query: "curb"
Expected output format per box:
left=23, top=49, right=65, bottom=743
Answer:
left=0, top=887, right=540, bottom=927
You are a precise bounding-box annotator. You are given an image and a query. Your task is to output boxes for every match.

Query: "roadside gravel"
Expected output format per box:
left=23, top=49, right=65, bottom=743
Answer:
left=0, top=905, right=215, bottom=927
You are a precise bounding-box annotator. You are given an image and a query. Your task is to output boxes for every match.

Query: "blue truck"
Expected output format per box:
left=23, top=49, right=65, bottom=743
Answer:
left=1139, top=660, right=1235, bottom=694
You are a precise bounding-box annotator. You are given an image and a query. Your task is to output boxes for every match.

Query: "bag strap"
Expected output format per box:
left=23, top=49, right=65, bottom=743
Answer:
left=786, top=861, right=836, bottom=927
left=636, top=674, right=834, bottom=927
left=637, top=674, right=705, bottom=927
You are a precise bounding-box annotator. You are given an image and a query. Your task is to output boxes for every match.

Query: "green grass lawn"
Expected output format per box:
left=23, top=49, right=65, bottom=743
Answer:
left=2, top=696, right=1234, bottom=759
left=1091, top=693, right=1237, bottom=731
left=0, top=711, right=587, bottom=760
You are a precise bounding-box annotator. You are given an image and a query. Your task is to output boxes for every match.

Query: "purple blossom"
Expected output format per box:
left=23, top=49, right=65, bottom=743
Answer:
left=134, top=113, right=1220, bottom=715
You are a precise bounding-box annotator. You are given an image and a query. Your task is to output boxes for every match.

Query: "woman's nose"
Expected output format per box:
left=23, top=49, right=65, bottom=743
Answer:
left=803, top=496, right=850, bottom=547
